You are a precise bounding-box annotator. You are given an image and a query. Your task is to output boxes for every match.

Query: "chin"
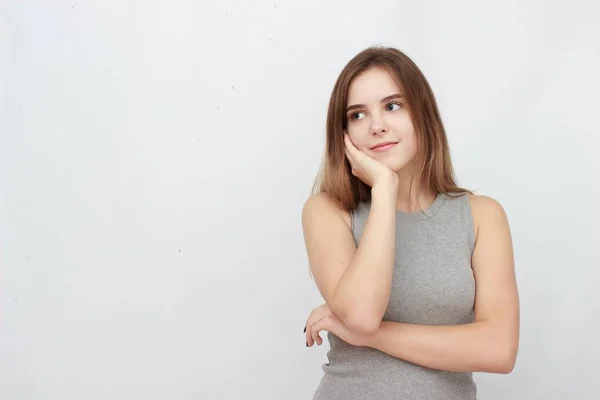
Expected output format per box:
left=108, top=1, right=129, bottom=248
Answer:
left=381, top=158, right=407, bottom=171
left=384, top=157, right=415, bottom=173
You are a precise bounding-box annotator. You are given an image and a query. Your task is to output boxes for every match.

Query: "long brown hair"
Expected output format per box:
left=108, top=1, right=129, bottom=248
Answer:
left=312, top=46, right=470, bottom=211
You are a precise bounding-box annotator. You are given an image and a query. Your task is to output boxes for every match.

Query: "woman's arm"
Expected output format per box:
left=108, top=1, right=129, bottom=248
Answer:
left=301, top=183, right=397, bottom=334
left=361, top=195, right=520, bottom=373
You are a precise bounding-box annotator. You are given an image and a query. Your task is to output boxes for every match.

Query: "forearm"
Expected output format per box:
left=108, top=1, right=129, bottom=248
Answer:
left=331, top=184, right=397, bottom=333
left=364, top=321, right=517, bottom=374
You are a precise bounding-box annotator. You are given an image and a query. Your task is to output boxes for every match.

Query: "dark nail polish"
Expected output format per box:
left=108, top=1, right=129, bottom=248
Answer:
left=303, top=327, right=306, bottom=333
left=306, top=341, right=308, bottom=347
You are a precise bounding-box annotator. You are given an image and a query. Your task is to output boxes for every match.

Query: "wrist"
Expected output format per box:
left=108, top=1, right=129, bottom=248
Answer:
left=372, top=172, right=399, bottom=193
left=371, top=180, right=398, bottom=204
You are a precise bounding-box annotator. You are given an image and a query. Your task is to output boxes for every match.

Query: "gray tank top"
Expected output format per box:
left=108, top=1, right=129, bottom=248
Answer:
left=313, top=193, right=477, bottom=400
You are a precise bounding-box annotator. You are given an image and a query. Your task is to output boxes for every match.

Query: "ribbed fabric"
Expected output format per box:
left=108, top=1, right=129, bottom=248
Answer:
left=313, top=193, right=477, bottom=400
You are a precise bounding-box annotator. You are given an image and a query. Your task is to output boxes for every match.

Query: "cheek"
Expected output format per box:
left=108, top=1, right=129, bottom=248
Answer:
left=389, top=132, right=419, bottom=164
left=399, top=136, right=419, bottom=161
left=402, top=132, right=418, bottom=151
left=346, top=121, right=363, bottom=137
left=395, top=119, right=417, bottom=147
left=392, top=114, right=415, bottom=136
left=347, top=128, right=370, bottom=151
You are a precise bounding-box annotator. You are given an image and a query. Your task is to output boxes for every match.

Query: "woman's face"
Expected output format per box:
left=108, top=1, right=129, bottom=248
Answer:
left=345, top=66, right=418, bottom=173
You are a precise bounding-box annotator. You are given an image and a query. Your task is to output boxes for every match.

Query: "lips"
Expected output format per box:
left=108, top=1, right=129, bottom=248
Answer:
left=370, top=141, right=398, bottom=151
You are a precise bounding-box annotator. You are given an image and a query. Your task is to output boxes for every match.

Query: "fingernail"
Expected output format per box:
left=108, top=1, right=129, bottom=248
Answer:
left=306, top=341, right=308, bottom=347
left=303, top=327, right=306, bottom=333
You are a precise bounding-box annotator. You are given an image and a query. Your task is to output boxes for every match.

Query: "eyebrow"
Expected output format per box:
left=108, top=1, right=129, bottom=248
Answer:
left=346, top=94, right=403, bottom=113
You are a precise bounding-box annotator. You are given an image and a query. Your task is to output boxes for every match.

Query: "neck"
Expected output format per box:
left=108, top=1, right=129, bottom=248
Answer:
left=394, top=167, right=436, bottom=213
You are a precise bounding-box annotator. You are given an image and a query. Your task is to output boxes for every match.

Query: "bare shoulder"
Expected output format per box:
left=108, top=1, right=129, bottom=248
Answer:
left=467, top=193, right=511, bottom=243
left=468, top=194, right=508, bottom=222
left=301, top=192, right=352, bottom=230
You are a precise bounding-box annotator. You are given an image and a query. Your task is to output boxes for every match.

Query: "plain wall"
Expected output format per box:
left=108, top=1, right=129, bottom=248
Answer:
left=1, top=0, right=599, bottom=398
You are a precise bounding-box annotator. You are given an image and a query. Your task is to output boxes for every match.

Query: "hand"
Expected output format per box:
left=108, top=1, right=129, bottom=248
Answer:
left=344, top=133, right=398, bottom=189
left=304, top=303, right=369, bottom=348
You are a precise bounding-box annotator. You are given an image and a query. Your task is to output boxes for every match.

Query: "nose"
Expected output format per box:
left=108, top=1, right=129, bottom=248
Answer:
left=370, top=113, right=388, bottom=136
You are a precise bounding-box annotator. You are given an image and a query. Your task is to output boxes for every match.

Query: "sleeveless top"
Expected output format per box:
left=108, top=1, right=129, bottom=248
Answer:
left=313, top=193, right=478, bottom=400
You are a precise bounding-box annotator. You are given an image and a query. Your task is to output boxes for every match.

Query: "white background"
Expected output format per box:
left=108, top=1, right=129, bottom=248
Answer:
left=1, top=1, right=599, bottom=399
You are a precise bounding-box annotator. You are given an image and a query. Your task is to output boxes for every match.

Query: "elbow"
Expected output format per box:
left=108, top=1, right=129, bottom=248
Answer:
left=330, top=295, right=383, bottom=335
left=339, top=311, right=381, bottom=336
left=492, top=358, right=516, bottom=375
left=496, top=351, right=517, bottom=374
left=347, top=318, right=380, bottom=336
left=486, top=344, right=518, bottom=374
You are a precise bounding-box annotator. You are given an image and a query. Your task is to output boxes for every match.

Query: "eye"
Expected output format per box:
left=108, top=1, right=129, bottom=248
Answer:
left=386, top=101, right=403, bottom=111
left=349, top=111, right=366, bottom=121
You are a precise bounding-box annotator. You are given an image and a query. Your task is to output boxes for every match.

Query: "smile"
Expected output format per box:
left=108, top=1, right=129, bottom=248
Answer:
left=370, top=141, right=398, bottom=152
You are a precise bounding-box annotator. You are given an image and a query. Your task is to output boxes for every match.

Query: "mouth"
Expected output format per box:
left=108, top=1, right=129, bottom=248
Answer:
left=370, top=141, right=399, bottom=152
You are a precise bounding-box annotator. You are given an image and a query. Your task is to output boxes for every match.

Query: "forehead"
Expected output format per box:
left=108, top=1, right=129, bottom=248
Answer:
left=347, top=67, right=403, bottom=104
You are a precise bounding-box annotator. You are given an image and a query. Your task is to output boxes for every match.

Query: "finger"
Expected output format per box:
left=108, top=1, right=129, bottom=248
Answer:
left=344, top=133, right=359, bottom=155
left=345, top=151, right=360, bottom=178
left=345, top=136, right=365, bottom=170
left=305, top=304, right=330, bottom=347
left=311, top=316, right=332, bottom=346
left=310, top=317, right=329, bottom=346
left=311, top=322, right=322, bottom=346
left=344, top=145, right=356, bottom=171
left=306, top=316, right=323, bottom=347
left=305, top=309, right=324, bottom=345
left=344, top=139, right=354, bottom=160
left=345, top=148, right=354, bottom=167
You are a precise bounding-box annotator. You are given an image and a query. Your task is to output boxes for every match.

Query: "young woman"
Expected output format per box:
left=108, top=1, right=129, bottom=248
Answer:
left=301, top=47, right=520, bottom=399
